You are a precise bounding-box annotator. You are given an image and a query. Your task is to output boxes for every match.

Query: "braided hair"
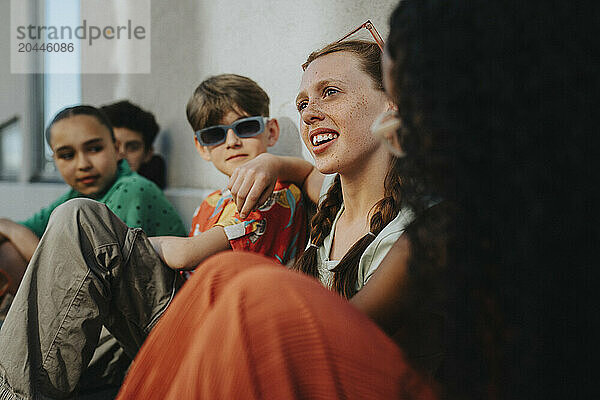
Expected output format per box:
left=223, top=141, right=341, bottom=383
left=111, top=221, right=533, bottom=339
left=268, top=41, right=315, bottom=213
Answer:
left=293, top=40, right=404, bottom=298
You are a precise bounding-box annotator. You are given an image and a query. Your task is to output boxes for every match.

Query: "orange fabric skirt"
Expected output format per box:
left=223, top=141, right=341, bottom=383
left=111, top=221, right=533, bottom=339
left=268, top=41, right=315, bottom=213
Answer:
left=117, top=251, right=435, bottom=400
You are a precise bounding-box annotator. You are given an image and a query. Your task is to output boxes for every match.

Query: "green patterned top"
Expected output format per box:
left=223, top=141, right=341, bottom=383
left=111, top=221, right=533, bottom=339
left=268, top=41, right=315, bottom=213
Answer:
left=19, top=161, right=186, bottom=238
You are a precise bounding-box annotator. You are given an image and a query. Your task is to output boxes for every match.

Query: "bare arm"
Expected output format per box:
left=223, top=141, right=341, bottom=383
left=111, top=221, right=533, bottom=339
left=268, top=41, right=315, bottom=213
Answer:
left=350, top=235, right=410, bottom=335
left=149, top=226, right=231, bottom=271
left=228, top=153, right=324, bottom=218
left=0, top=218, right=40, bottom=262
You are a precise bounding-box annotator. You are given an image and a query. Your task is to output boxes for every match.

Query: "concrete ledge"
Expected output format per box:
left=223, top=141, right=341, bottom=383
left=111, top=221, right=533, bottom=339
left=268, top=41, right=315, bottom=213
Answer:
left=0, top=182, right=69, bottom=221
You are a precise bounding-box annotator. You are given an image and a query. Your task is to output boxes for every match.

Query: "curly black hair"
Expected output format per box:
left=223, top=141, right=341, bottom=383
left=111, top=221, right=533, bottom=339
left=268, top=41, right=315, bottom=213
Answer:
left=387, top=1, right=595, bottom=398
left=100, top=100, right=160, bottom=151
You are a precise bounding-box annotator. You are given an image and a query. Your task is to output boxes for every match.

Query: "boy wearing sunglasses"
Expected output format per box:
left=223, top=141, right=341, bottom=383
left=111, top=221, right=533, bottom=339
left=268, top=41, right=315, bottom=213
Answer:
left=175, top=73, right=307, bottom=270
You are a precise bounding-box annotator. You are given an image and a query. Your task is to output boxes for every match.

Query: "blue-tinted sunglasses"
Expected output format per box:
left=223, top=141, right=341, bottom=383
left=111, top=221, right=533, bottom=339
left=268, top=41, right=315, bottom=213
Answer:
left=195, top=116, right=268, bottom=146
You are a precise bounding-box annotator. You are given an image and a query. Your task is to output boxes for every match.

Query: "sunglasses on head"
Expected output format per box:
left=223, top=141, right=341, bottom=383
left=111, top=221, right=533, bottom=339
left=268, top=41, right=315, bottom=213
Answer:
left=195, top=116, right=268, bottom=147
left=302, top=20, right=385, bottom=71
left=337, top=20, right=384, bottom=50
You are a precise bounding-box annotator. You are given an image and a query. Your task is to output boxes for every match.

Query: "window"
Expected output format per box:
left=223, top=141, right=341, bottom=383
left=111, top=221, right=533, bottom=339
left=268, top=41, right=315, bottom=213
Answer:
left=1, top=0, right=82, bottom=181
left=37, top=0, right=82, bottom=180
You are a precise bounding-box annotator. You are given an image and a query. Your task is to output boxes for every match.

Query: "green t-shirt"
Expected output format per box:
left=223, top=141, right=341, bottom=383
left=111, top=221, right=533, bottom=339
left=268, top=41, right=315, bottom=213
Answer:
left=19, top=161, right=186, bottom=238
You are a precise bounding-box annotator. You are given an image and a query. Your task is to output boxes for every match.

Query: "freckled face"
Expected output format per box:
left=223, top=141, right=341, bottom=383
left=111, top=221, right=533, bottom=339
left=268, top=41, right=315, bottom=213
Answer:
left=296, top=51, right=390, bottom=175
left=50, top=115, right=119, bottom=197
left=114, top=127, right=151, bottom=172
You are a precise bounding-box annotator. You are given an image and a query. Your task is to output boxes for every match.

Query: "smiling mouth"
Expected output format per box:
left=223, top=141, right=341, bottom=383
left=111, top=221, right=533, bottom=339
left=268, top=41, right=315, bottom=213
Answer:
left=310, top=132, right=339, bottom=147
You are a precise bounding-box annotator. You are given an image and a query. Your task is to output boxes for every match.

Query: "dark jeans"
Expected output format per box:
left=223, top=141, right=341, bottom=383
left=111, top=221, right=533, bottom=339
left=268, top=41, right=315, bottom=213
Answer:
left=0, top=199, right=182, bottom=399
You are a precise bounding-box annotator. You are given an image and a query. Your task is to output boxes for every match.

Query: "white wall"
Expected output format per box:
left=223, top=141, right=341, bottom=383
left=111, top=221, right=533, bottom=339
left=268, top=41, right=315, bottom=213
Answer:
left=1, top=0, right=398, bottom=224
left=80, top=0, right=397, bottom=189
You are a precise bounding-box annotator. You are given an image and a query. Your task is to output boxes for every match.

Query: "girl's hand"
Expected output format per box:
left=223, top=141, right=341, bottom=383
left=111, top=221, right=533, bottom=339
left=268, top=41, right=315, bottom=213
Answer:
left=228, top=153, right=279, bottom=219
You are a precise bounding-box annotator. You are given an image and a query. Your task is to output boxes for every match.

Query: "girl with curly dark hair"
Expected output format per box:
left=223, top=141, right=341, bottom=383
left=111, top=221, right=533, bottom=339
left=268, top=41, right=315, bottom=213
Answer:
left=379, top=0, right=594, bottom=398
